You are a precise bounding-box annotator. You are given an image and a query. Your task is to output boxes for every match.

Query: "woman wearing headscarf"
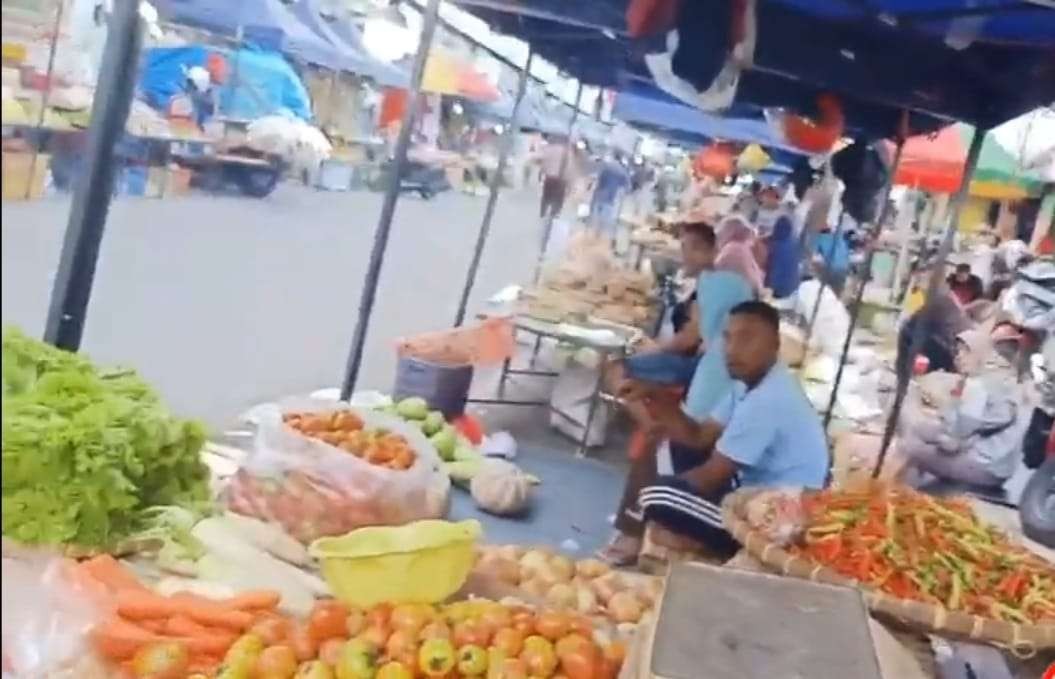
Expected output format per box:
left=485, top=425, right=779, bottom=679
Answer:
left=765, top=214, right=801, bottom=298
left=715, top=215, right=765, bottom=294
left=898, top=329, right=1027, bottom=488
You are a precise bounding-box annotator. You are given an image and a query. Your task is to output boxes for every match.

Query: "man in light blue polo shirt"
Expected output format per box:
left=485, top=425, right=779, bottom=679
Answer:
left=624, top=300, right=829, bottom=553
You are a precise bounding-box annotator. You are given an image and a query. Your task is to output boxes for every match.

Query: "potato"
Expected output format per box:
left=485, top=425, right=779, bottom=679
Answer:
left=545, top=583, right=577, bottom=609
left=476, top=553, right=521, bottom=586
left=519, top=578, right=550, bottom=600
left=574, top=585, right=599, bottom=615
left=519, top=549, right=551, bottom=572
left=574, top=558, right=610, bottom=579
left=549, top=555, right=575, bottom=583
left=523, top=561, right=561, bottom=587
left=607, top=591, right=643, bottom=623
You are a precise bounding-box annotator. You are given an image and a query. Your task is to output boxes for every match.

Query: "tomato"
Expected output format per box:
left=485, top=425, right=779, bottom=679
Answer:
left=295, top=660, right=336, bottom=679
left=564, top=615, right=593, bottom=638
left=417, top=638, right=456, bottom=677
left=319, top=639, right=345, bottom=667
left=253, top=645, right=298, bottom=678
left=485, top=648, right=507, bottom=679
left=289, top=624, right=319, bottom=662
left=357, top=624, right=390, bottom=651
left=558, top=644, right=601, bottom=679
left=390, top=604, right=430, bottom=634
left=385, top=629, right=418, bottom=659
left=478, top=606, right=512, bottom=633
left=130, top=641, right=189, bottom=679
left=491, top=628, right=524, bottom=656
left=456, top=644, right=487, bottom=676
left=366, top=603, right=393, bottom=628
left=310, top=601, right=351, bottom=642
left=534, top=612, right=569, bottom=642
left=554, top=634, right=591, bottom=659
left=251, top=615, right=292, bottom=646
left=452, top=621, right=491, bottom=648
left=345, top=609, right=367, bottom=637
left=419, top=620, right=451, bottom=641
left=376, top=661, right=414, bottom=679
left=511, top=611, right=536, bottom=636
left=520, top=637, right=557, bottom=678
left=336, top=639, right=378, bottom=679
left=497, top=658, right=528, bottom=679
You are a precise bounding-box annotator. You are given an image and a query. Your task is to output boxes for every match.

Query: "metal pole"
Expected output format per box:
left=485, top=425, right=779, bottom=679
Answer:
left=453, top=49, right=534, bottom=327
left=340, top=0, right=440, bottom=399
left=533, top=80, right=584, bottom=282
left=823, top=139, right=905, bottom=428
left=26, top=0, right=65, bottom=199
left=43, top=0, right=142, bottom=350
left=872, top=127, right=986, bottom=478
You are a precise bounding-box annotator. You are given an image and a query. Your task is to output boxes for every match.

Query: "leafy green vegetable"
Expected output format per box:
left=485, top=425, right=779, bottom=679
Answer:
left=2, top=327, right=211, bottom=549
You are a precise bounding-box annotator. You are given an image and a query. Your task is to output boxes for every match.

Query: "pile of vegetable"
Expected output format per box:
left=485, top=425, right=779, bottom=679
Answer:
left=283, top=410, right=416, bottom=471
left=378, top=398, right=486, bottom=480
left=1, top=327, right=210, bottom=550
left=793, top=486, right=1055, bottom=624
left=86, top=552, right=626, bottom=679
left=473, top=546, right=660, bottom=630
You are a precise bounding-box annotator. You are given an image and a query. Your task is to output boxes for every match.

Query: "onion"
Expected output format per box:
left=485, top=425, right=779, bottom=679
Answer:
left=476, top=553, right=521, bottom=585
left=574, top=558, right=610, bottom=579
left=590, top=572, right=623, bottom=605
left=545, top=583, right=577, bottom=609
left=575, top=585, right=599, bottom=615
left=549, top=554, right=575, bottom=583
left=607, top=591, right=643, bottom=623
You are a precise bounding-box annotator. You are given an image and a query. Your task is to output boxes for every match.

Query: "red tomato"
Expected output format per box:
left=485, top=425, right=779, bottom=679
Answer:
left=309, top=601, right=350, bottom=642
left=288, top=623, right=318, bottom=662
left=535, top=612, right=570, bottom=642
left=251, top=615, right=291, bottom=646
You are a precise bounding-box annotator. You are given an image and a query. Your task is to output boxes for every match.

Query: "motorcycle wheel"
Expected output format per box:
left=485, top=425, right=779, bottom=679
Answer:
left=1020, top=456, right=1055, bottom=548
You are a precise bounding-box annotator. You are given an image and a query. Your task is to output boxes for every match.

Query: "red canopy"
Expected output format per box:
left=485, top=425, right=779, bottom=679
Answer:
left=892, top=126, right=965, bottom=193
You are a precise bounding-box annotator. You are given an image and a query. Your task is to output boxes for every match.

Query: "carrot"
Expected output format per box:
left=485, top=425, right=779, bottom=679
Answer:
left=92, top=618, right=161, bottom=660
left=179, top=599, right=254, bottom=631
left=138, top=619, right=168, bottom=634
left=187, top=655, right=223, bottom=675
left=78, top=555, right=148, bottom=594
left=116, top=590, right=184, bottom=620
left=164, top=615, right=211, bottom=638
left=225, top=589, right=281, bottom=612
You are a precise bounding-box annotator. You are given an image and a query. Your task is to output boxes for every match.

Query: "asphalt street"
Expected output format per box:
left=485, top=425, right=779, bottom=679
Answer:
left=2, top=184, right=549, bottom=429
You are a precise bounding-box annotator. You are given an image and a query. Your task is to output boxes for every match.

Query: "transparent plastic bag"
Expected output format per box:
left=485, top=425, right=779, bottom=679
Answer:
left=225, top=403, right=446, bottom=543
left=1, top=545, right=112, bottom=678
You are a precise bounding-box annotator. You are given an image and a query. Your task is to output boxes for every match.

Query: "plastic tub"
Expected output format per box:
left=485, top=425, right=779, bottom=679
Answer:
left=309, top=519, right=481, bottom=607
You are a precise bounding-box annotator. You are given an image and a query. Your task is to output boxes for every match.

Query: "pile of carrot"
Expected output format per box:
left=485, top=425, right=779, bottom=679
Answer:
left=77, top=555, right=280, bottom=675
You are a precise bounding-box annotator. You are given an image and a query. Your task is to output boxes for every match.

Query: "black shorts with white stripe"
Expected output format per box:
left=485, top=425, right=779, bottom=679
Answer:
left=639, top=475, right=739, bottom=555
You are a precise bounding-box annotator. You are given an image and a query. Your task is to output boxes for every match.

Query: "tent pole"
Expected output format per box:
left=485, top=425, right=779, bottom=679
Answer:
left=340, top=0, right=440, bottom=399
left=453, top=48, right=535, bottom=327
left=534, top=79, right=584, bottom=282
left=872, top=126, right=987, bottom=478
left=823, top=138, right=906, bottom=429
left=43, top=0, right=142, bottom=350
left=26, top=0, right=64, bottom=200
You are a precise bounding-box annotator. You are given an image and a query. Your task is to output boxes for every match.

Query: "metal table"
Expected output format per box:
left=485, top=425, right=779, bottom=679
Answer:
left=469, top=310, right=637, bottom=456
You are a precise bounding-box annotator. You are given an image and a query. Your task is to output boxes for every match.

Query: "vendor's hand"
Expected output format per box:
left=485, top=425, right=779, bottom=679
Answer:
left=619, top=380, right=697, bottom=441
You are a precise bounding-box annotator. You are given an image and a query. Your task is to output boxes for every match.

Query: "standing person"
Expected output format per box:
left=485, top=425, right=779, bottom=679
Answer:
left=813, top=226, right=851, bottom=295
left=538, top=137, right=573, bottom=219
left=947, top=263, right=985, bottom=305
left=622, top=301, right=829, bottom=555
left=589, top=153, right=631, bottom=235
left=765, top=213, right=801, bottom=299
left=716, top=216, right=765, bottom=293
left=600, top=221, right=754, bottom=564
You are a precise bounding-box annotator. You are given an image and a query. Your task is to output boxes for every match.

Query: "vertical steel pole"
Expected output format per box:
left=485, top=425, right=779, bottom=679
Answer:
left=823, top=139, right=905, bottom=428
left=453, top=49, right=534, bottom=327
left=341, top=0, right=440, bottom=399
left=872, top=127, right=986, bottom=478
left=26, top=0, right=65, bottom=199
left=801, top=208, right=847, bottom=352
left=43, top=0, right=142, bottom=350
left=533, top=80, right=584, bottom=282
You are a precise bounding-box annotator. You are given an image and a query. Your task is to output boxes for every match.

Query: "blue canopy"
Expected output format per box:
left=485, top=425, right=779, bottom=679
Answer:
left=154, top=0, right=345, bottom=70
left=459, top=0, right=1055, bottom=138
left=293, top=3, right=410, bottom=87
left=139, top=45, right=313, bottom=120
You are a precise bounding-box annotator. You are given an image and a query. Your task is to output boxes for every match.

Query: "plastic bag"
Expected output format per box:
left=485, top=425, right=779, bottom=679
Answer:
left=226, top=404, right=446, bottom=543
left=1, top=545, right=111, bottom=678
left=742, top=489, right=805, bottom=546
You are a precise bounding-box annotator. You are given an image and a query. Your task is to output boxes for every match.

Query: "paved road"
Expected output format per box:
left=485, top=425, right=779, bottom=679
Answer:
left=2, top=184, right=547, bottom=428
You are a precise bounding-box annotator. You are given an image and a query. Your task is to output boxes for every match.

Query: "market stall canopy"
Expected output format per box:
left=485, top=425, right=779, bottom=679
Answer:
left=422, top=50, right=500, bottom=102
left=288, top=0, right=409, bottom=87
left=154, top=0, right=345, bottom=70
left=893, top=123, right=1047, bottom=199
left=459, top=0, right=1055, bottom=138
left=139, top=45, right=313, bottom=120
left=315, top=11, right=411, bottom=88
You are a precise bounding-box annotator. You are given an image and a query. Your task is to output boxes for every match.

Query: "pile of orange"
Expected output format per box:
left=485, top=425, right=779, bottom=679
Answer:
left=284, top=410, right=416, bottom=471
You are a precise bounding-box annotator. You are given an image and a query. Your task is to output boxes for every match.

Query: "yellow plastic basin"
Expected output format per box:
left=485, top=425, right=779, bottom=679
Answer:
left=309, top=519, right=482, bottom=607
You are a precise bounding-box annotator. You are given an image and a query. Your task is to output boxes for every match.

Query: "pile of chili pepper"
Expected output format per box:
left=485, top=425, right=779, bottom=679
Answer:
left=793, top=487, right=1055, bottom=624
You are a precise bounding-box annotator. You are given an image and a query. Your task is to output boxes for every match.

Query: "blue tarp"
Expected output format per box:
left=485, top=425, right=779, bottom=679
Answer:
left=291, top=1, right=410, bottom=87
left=139, top=46, right=313, bottom=120
left=153, top=0, right=345, bottom=70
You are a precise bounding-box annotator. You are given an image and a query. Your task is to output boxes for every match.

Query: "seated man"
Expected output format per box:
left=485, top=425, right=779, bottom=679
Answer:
left=947, top=263, right=985, bottom=305
left=621, top=301, right=829, bottom=554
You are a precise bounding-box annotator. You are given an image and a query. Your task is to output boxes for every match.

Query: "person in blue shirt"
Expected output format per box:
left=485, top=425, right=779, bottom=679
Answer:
left=812, top=227, right=851, bottom=295
left=623, top=300, right=830, bottom=555
left=589, top=154, right=631, bottom=235
left=765, top=214, right=801, bottom=298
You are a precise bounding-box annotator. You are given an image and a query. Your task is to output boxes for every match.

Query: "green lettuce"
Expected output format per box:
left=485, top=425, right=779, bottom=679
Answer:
left=2, top=327, right=210, bottom=549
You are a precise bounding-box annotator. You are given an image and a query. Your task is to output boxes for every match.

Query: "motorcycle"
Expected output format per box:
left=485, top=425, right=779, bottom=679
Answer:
left=1019, top=336, right=1055, bottom=547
